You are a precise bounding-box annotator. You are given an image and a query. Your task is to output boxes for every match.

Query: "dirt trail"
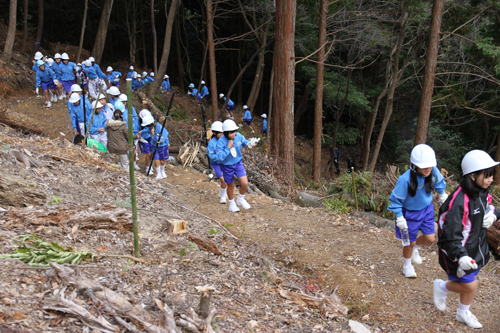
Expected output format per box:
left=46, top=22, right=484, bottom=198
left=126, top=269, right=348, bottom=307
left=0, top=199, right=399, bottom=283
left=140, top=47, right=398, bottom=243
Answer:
left=4, top=92, right=500, bottom=333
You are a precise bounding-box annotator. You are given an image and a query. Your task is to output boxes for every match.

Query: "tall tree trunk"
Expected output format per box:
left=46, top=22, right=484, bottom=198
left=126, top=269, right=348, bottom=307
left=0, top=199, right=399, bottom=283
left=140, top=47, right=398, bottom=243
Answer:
left=273, top=0, right=296, bottom=183
left=312, top=0, right=327, bottom=182
left=174, top=16, right=184, bottom=90
left=207, top=0, right=218, bottom=121
left=267, top=68, right=274, bottom=146
left=368, top=13, right=408, bottom=172
left=31, top=0, right=43, bottom=59
left=149, top=0, right=180, bottom=98
left=141, top=4, right=147, bottom=68
left=126, top=0, right=138, bottom=65
left=360, top=59, right=380, bottom=167
left=247, top=26, right=269, bottom=110
left=4, top=0, right=18, bottom=58
left=151, top=0, right=158, bottom=74
left=414, top=0, right=444, bottom=145
left=21, top=0, right=28, bottom=54
left=77, top=0, right=88, bottom=63
left=92, top=0, right=114, bottom=63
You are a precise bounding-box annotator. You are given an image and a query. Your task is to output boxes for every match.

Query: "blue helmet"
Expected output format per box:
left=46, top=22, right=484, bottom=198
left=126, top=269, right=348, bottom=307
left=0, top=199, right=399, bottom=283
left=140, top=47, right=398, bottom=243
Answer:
left=36, top=60, right=45, bottom=67
left=188, top=83, right=195, bottom=88
left=114, top=101, right=126, bottom=112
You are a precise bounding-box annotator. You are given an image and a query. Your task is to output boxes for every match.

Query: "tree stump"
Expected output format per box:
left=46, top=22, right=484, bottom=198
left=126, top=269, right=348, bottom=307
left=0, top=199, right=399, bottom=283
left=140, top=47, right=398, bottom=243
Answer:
left=0, top=174, right=47, bottom=207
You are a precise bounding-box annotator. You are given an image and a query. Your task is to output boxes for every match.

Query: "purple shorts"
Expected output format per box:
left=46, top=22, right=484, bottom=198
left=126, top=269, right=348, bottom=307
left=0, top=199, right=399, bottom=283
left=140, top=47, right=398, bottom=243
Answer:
left=447, top=268, right=480, bottom=283
left=41, top=80, right=57, bottom=91
left=211, top=162, right=223, bottom=178
left=395, top=203, right=435, bottom=242
left=261, top=128, right=267, bottom=135
left=139, top=137, right=152, bottom=154
left=226, top=105, right=234, bottom=112
left=62, top=80, right=75, bottom=93
left=244, top=119, right=252, bottom=126
left=221, top=160, right=246, bottom=184
left=154, top=145, right=169, bottom=161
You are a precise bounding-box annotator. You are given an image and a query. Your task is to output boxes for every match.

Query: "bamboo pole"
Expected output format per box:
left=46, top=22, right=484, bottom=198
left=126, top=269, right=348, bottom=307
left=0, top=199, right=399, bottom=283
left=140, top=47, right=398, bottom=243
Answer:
left=351, top=167, right=358, bottom=212
left=126, top=79, right=140, bottom=258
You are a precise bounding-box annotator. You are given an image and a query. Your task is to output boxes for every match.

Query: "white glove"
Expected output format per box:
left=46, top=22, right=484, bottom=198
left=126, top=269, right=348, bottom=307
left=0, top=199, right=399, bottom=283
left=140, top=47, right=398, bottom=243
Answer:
left=459, top=256, right=478, bottom=270
left=396, top=216, right=408, bottom=230
left=439, top=193, right=449, bottom=205
left=483, top=210, right=497, bottom=229
left=115, top=74, right=120, bottom=78
left=246, top=137, right=261, bottom=149
left=53, top=79, right=60, bottom=86
left=138, top=137, right=148, bottom=144
left=114, top=79, right=119, bottom=83
left=35, top=88, right=39, bottom=94
left=74, top=66, right=79, bottom=71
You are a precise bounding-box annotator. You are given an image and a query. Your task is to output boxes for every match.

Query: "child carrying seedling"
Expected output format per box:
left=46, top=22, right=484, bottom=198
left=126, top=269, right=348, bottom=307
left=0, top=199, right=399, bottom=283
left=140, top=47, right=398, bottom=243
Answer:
left=207, top=121, right=228, bottom=204
left=433, top=150, right=500, bottom=329
left=387, top=144, right=447, bottom=278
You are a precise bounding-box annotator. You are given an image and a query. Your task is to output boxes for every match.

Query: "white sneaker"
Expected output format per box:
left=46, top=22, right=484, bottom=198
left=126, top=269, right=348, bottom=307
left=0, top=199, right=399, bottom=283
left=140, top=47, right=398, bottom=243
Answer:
left=237, top=197, right=251, bottom=210
left=156, top=173, right=163, bottom=180
left=58, top=94, right=63, bottom=100
left=220, top=194, right=227, bottom=204
left=133, top=162, right=140, bottom=170
left=402, top=264, right=417, bottom=278
left=146, top=168, right=154, bottom=176
left=62, top=94, right=67, bottom=99
left=251, top=130, right=255, bottom=133
left=412, top=247, right=423, bottom=264
left=47, top=101, right=52, bottom=108
left=433, top=279, right=447, bottom=311
left=228, top=201, right=240, bottom=212
left=161, top=171, right=167, bottom=179
left=51, top=95, right=57, bottom=102
left=456, top=310, right=483, bottom=329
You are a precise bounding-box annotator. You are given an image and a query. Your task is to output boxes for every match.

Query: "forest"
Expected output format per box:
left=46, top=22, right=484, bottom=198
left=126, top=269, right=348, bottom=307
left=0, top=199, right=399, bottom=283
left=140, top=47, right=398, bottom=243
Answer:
left=3, top=0, right=500, bottom=181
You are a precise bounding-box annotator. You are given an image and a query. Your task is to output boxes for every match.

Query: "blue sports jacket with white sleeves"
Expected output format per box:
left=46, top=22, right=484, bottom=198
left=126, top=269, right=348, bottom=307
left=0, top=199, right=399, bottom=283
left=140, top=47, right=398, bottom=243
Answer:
left=215, top=133, right=250, bottom=166
left=388, top=166, right=446, bottom=217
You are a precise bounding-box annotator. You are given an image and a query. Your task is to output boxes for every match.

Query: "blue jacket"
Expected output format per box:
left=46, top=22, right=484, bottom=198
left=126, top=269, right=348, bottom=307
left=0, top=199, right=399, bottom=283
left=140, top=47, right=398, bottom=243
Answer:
left=262, top=119, right=267, bottom=130
left=93, top=64, right=106, bottom=80
left=89, top=111, right=107, bottom=135
left=150, top=123, right=169, bottom=147
left=161, top=80, right=171, bottom=92
left=127, top=71, right=135, bottom=79
left=122, top=106, right=140, bottom=135
left=82, top=64, right=98, bottom=80
left=35, top=68, right=56, bottom=88
left=145, top=76, right=154, bottom=83
left=388, top=166, right=446, bottom=217
left=216, top=133, right=249, bottom=166
left=200, top=85, right=209, bottom=98
left=32, top=63, right=41, bottom=72
left=243, top=110, right=252, bottom=121
left=51, top=61, right=63, bottom=80
left=59, top=61, right=76, bottom=81
left=190, top=88, right=198, bottom=97
left=109, top=96, right=120, bottom=106
left=107, top=71, right=122, bottom=83
left=68, top=97, right=93, bottom=130
left=132, top=79, right=145, bottom=91
left=207, top=137, right=220, bottom=164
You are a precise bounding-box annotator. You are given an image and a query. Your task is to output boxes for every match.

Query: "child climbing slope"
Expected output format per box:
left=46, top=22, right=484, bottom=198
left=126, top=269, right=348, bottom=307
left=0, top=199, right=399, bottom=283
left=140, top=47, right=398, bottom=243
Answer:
left=207, top=121, right=228, bottom=204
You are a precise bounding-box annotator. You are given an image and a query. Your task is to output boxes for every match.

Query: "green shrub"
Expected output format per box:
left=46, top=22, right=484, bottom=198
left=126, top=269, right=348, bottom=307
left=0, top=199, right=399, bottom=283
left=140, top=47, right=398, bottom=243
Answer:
left=323, top=197, right=350, bottom=214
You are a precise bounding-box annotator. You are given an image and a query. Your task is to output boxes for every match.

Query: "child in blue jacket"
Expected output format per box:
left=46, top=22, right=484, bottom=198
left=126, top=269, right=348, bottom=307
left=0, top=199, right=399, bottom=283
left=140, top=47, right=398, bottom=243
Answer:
left=207, top=121, right=228, bottom=204
left=216, top=119, right=259, bottom=212
left=260, top=113, right=268, bottom=137
left=88, top=101, right=108, bottom=147
left=106, top=66, right=122, bottom=87
left=35, top=60, right=58, bottom=108
left=242, top=105, right=255, bottom=133
left=219, top=93, right=234, bottom=119
left=142, top=118, right=169, bottom=180
left=388, top=144, right=447, bottom=278
left=68, top=92, right=92, bottom=135
left=161, top=75, right=171, bottom=92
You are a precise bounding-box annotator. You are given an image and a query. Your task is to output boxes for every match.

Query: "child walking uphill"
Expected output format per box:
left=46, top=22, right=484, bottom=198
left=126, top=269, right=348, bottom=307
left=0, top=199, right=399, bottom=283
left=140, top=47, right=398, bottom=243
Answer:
left=141, top=115, right=169, bottom=180
left=216, top=119, right=259, bottom=212
left=433, top=150, right=499, bottom=329
left=207, top=121, right=228, bottom=204
left=388, top=144, right=448, bottom=278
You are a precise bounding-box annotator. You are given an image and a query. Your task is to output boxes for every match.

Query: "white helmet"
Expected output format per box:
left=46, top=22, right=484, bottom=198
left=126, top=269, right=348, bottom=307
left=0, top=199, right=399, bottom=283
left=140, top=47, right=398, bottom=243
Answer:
left=47, top=58, right=54, bottom=66
left=106, top=66, right=113, bottom=72
left=133, top=72, right=138, bottom=79
left=201, top=80, right=206, bottom=85
left=107, top=86, right=120, bottom=96
left=118, top=94, right=128, bottom=102
left=139, top=109, right=151, bottom=119
left=219, top=93, right=224, bottom=99
left=91, top=100, right=104, bottom=109
left=164, top=75, right=169, bottom=79
left=142, top=71, right=147, bottom=77
left=261, top=113, right=267, bottom=118
left=34, top=51, right=43, bottom=60
left=150, top=72, right=154, bottom=77
left=97, top=93, right=106, bottom=101
left=89, top=56, right=95, bottom=62
left=142, top=114, right=155, bottom=126
left=243, top=105, right=248, bottom=110
left=410, top=144, right=436, bottom=169
left=211, top=121, right=223, bottom=132
left=83, top=60, right=92, bottom=67
left=461, top=150, right=500, bottom=175
left=54, top=53, right=62, bottom=59
left=69, top=93, right=80, bottom=104
left=129, top=66, right=134, bottom=70
left=61, top=53, right=70, bottom=60
left=71, top=84, right=82, bottom=92
left=137, top=74, right=142, bottom=78
left=222, top=119, right=238, bottom=132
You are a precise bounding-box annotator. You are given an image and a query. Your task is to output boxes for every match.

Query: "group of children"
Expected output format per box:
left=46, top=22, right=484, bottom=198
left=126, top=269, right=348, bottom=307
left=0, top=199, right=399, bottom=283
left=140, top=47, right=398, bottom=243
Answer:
left=389, top=144, right=499, bottom=329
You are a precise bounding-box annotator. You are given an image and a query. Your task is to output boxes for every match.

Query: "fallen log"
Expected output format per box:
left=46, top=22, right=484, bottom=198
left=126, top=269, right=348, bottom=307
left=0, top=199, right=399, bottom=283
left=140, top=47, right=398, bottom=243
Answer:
left=0, top=106, right=43, bottom=134
left=192, top=163, right=209, bottom=174
left=0, top=174, right=47, bottom=207
left=160, top=219, right=188, bottom=235
left=260, top=183, right=290, bottom=202
left=5, top=203, right=133, bottom=231
left=187, top=235, right=222, bottom=255
left=295, top=192, right=323, bottom=208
